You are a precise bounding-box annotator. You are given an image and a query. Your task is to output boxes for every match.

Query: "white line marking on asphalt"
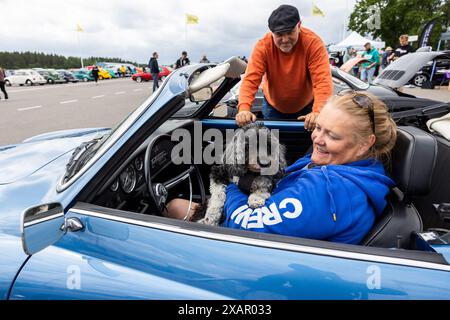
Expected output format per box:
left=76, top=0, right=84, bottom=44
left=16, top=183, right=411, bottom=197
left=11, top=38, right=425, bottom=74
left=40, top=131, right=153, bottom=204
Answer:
left=133, top=88, right=143, bottom=92
left=92, top=95, right=105, bottom=99
left=60, top=99, right=78, bottom=104
left=114, top=91, right=126, bottom=95
left=17, top=105, right=43, bottom=111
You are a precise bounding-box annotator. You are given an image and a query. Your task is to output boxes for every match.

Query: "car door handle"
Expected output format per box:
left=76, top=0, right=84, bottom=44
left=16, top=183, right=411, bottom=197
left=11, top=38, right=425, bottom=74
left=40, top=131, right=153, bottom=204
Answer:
left=61, top=217, right=84, bottom=232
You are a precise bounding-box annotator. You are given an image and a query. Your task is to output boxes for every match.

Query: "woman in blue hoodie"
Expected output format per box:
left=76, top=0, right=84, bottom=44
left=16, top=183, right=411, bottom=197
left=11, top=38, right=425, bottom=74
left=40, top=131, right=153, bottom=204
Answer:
left=166, top=92, right=397, bottom=245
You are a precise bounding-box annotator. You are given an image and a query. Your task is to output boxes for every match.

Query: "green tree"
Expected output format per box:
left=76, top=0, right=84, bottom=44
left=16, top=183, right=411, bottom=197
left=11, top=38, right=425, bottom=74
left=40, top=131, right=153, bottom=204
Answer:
left=348, top=0, right=449, bottom=49
left=0, top=51, right=140, bottom=70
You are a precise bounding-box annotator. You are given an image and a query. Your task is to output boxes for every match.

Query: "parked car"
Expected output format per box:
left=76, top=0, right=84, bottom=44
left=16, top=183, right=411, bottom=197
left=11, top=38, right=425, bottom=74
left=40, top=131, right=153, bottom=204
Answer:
left=4, top=69, right=46, bottom=86
left=34, top=69, right=66, bottom=84
left=131, top=67, right=171, bottom=83
left=1, top=57, right=449, bottom=300
left=73, top=70, right=94, bottom=82
left=103, top=68, right=118, bottom=78
left=408, top=57, right=450, bottom=87
left=56, top=70, right=79, bottom=83
left=98, top=68, right=112, bottom=80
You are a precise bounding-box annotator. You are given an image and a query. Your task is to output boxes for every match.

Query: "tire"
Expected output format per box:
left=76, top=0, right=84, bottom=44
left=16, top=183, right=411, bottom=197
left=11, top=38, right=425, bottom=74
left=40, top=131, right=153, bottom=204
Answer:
left=136, top=76, right=142, bottom=83
left=25, top=79, right=33, bottom=86
left=83, top=77, right=88, bottom=82
left=99, top=76, right=103, bottom=80
left=413, top=74, right=428, bottom=87
left=5, top=80, right=11, bottom=86
left=48, top=79, right=54, bottom=84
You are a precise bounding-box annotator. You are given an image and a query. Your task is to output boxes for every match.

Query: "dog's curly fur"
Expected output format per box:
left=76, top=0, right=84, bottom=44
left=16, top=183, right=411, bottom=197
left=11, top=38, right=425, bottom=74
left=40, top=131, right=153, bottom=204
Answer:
left=198, top=123, right=286, bottom=225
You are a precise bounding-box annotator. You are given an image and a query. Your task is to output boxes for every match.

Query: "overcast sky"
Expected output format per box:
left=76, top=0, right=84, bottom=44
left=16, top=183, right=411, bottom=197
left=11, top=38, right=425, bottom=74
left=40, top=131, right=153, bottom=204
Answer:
left=0, top=0, right=357, bottom=65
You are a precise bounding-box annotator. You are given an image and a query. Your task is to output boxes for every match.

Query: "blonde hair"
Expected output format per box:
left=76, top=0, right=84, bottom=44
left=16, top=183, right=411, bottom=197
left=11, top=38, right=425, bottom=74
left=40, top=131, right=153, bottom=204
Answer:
left=328, top=92, right=397, bottom=164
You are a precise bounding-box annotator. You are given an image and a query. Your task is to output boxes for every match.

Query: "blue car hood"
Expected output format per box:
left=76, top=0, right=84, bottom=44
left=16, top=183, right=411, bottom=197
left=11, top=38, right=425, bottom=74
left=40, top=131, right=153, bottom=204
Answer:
left=0, top=128, right=110, bottom=185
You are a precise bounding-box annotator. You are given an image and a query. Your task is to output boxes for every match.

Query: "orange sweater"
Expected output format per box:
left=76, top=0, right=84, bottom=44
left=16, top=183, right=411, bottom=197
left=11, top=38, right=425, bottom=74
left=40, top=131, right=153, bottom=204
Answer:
left=239, top=28, right=333, bottom=114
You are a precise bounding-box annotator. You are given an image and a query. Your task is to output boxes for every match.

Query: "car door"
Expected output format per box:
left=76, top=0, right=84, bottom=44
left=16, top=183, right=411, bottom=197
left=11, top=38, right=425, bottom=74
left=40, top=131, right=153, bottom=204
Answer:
left=9, top=201, right=450, bottom=300
left=13, top=71, right=25, bottom=85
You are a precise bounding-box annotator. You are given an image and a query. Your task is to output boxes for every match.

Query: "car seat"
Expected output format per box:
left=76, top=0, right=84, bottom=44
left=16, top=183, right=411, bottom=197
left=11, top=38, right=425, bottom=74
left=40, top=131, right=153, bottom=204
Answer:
left=361, top=126, right=438, bottom=249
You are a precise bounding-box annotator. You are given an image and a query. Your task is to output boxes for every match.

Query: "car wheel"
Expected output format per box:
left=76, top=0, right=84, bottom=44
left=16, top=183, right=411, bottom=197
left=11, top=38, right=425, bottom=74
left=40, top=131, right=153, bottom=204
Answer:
left=48, top=79, right=54, bottom=84
left=136, top=76, right=142, bottom=83
left=99, top=76, right=103, bottom=80
left=25, top=79, right=33, bottom=86
left=5, top=80, right=11, bottom=86
left=83, top=78, right=88, bottom=82
left=413, top=74, right=428, bottom=87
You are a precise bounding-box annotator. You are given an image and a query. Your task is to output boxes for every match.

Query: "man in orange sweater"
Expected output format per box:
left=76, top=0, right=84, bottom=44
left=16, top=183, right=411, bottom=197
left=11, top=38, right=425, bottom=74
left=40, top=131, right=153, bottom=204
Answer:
left=236, top=5, right=333, bottom=130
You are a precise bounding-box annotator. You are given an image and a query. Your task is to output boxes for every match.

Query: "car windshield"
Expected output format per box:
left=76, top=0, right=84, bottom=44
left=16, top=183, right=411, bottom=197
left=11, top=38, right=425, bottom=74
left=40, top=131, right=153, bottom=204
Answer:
left=335, top=68, right=370, bottom=89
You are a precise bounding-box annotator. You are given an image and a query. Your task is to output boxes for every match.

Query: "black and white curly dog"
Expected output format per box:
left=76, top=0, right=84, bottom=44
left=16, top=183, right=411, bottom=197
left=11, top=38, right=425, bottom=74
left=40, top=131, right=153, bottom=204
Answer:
left=198, top=123, right=286, bottom=225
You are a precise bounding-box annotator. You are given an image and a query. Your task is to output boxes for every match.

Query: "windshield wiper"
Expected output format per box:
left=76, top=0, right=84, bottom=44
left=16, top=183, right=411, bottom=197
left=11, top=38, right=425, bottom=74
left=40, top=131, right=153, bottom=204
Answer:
left=62, top=133, right=108, bottom=183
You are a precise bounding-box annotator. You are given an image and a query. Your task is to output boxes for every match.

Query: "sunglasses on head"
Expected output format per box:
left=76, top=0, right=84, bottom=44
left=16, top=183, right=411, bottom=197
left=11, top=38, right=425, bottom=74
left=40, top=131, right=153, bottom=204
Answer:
left=337, top=90, right=376, bottom=133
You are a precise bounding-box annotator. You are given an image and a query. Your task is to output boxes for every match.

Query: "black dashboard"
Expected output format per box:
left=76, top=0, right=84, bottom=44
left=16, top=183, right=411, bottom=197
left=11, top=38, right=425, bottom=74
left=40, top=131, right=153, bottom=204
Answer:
left=93, top=119, right=198, bottom=214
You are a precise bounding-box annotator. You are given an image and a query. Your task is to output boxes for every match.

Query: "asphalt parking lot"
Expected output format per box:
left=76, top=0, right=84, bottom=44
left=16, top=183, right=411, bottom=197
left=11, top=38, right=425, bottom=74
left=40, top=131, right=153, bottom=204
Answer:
left=402, top=86, right=450, bottom=102
left=0, top=78, right=154, bottom=145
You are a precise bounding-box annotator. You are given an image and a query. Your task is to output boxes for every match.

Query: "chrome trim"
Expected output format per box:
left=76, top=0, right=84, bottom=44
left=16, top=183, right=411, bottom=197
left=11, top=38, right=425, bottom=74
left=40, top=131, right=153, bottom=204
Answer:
left=55, top=71, right=179, bottom=193
left=70, top=208, right=450, bottom=272
left=23, top=212, right=64, bottom=228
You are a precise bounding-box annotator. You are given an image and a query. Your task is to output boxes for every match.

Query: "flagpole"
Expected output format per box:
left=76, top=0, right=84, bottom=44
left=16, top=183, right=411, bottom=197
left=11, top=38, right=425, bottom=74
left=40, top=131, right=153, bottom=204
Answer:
left=342, top=0, right=349, bottom=41
left=76, top=26, right=84, bottom=69
left=185, top=18, right=188, bottom=52
left=77, top=33, right=84, bottom=69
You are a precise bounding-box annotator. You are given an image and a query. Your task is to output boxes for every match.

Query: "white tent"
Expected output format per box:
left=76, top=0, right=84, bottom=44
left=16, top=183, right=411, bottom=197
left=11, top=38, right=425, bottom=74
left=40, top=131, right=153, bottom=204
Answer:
left=329, top=31, right=385, bottom=52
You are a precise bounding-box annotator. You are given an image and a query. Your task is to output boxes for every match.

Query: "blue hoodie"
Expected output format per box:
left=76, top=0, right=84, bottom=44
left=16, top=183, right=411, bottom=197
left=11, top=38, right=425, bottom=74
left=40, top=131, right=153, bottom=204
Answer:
left=222, top=154, right=395, bottom=244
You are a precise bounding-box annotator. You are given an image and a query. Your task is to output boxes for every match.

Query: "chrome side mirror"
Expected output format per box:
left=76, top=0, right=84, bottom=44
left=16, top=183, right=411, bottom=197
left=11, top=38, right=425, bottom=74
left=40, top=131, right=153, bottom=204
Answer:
left=21, top=203, right=65, bottom=255
left=190, top=87, right=213, bottom=102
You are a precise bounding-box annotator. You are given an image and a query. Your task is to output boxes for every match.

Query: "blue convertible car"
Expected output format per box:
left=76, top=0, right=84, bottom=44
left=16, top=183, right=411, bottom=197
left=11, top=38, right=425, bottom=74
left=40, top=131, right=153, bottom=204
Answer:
left=1, top=57, right=450, bottom=300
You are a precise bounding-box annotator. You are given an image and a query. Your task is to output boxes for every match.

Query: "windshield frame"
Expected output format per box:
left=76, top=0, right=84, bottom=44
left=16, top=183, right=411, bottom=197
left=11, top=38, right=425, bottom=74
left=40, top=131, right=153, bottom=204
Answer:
left=56, top=71, right=177, bottom=193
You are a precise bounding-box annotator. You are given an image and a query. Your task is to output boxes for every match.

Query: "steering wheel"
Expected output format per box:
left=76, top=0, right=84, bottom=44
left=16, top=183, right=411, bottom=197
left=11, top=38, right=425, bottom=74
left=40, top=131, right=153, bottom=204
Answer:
left=144, top=134, right=206, bottom=217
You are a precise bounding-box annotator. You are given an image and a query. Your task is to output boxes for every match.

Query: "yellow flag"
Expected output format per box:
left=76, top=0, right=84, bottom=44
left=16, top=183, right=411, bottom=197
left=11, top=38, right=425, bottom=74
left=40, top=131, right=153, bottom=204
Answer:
left=186, top=14, right=199, bottom=25
left=312, top=4, right=325, bottom=17
left=76, top=23, right=84, bottom=32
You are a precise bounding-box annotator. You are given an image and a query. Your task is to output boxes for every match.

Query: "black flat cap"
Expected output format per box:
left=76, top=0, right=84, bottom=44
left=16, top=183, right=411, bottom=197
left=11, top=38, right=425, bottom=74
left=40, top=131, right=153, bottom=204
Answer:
left=268, top=5, right=300, bottom=33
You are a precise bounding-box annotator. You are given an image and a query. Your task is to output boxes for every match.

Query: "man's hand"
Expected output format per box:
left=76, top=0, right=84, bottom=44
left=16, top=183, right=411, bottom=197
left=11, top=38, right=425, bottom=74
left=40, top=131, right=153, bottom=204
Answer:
left=236, top=111, right=256, bottom=127
left=298, top=112, right=319, bottom=131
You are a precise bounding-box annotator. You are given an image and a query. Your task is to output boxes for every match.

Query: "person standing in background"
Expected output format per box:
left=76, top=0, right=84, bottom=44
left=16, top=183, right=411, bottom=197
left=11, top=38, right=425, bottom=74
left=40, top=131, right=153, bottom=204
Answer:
left=381, top=47, right=393, bottom=71
left=149, top=52, right=160, bottom=92
left=199, top=54, right=210, bottom=63
left=360, top=42, right=379, bottom=84
left=92, top=65, right=99, bottom=84
left=0, top=66, right=8, bottom=100
left=175, top=51, right=190, bottom=69
left=343, top=47, right=353, bottom=64
left=389, top=35, right=414, bottom=62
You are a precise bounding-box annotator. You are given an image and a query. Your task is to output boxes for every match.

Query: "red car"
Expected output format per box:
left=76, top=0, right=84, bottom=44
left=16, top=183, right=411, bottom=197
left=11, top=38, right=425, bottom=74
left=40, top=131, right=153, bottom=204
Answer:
left=131, top=67, right=171, bottom=83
